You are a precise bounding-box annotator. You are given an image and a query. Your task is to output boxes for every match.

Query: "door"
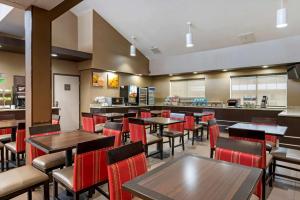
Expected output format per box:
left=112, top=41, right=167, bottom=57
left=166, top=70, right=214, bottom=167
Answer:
left=54, top=74, right=80, bottom=131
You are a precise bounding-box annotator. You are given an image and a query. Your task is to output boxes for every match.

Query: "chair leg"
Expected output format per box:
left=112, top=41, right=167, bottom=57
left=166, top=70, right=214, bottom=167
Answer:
left=272, top=159, right=276, bottom=181
left=74, top=193, right=80, bottom=200
left=0, top=149, right=3, bottom=171
left=187, top=130, right=190, bottom=139
left=210, top=148, right=214, bottom=158
left=192, top=131, right=195, bottom=145
left=5, top=148, right=9, bottom=170
left=269, top=162, right=273, bottom=187
left=160, top=142, right=163, bottom=160
left=181, top=136, right=185, bottom=151
left=44, top=181, right=49, bottom=200
left=171, top=137, right=175, bottom=156
left=28, top=189, right=32, bottom=200
left=168, top=138, right=171, bottom=148
left=53, top=179, right=58, bottom=199
left=262, top=169, right=266, bottom=200
left=207, top=127, right=209, bottom=140
left=16, top=153, right=19, bottom=167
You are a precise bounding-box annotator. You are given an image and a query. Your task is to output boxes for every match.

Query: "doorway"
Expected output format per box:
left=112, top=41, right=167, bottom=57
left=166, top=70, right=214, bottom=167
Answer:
left=54, top=74, right=80, bottom=131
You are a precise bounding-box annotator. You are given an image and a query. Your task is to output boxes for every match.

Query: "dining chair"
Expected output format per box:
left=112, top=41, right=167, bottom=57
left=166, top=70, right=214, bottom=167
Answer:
left=251, top=117, right=278, bottom=152
left=200, top=112, right=215, bottom=140
left=81, top=112, right=105, bottom=133
left=129, top=118, right=163, bottom=159
left=0, top=114, right=15, bottom=136
left=53, top=136, right=115, bottom=200
left=161, top=110, right=171, bottom=118
left=228, top=128, right=273, bottom=200
left=103, top=122, right=123, bottom=147
left=182, top=112, right=203, bottom=144
left=120, top=113, right=136, bottom=143
left=29, top=124, right=66, bottom=174
left=215, top=137, right=263, bottom=200
left=5, top=122, right=26, bottom=169
left=140, top=108, right=152, bottom=132
left=163, top=115, right=185, bottom=156
left=52, top=114, right=60, bottom=125
left=208, top=119, right=220, bottom=158
left=107, top=141, right=147, bottom=200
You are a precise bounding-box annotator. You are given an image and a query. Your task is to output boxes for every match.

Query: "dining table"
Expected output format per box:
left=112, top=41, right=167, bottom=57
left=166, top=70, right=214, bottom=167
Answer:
left=94, top=112, right=124, bottom=122
left=143, top=117, right=185, bottom=158
left=123, top=154, right=262, bottom=200
left=229, top=122, right=288, bottom=137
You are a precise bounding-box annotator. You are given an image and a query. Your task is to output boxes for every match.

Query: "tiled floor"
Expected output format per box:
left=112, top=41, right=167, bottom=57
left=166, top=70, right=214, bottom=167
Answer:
left=8, top=131, right=300, bottom=200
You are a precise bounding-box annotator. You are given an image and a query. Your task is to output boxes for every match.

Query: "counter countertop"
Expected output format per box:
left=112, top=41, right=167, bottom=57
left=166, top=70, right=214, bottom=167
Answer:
left=0, top=107, right=60, bottom=112
left=278, top=108, right=300, bottom=118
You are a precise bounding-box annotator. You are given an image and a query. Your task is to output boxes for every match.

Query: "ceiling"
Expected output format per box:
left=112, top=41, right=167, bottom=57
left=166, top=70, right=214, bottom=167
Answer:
left=1, top=0, right=300, bottom=60
left=71, top=0, right=300, bottom=59
left=0, top=0, right=63, bottom=10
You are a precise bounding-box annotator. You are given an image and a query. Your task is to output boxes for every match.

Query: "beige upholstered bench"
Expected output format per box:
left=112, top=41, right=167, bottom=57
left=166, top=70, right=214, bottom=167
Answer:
left=271, top=147, right=300, bottom=181
left=0, top=165, right=49, bottom=200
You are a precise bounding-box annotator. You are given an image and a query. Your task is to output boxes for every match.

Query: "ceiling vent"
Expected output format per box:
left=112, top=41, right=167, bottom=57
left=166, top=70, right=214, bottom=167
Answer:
left=150, top=46, right=161, bottom=54
left=238, top=32, right=256, bottom=44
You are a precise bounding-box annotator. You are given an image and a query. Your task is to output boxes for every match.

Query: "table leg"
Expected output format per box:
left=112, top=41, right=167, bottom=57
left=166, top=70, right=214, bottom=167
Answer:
left=11, top=127, right=16, bottom=162
left=65, top=150, right=73, bottom=196
left=152, top=124, right=170, bottom=159
left=195, top=116, right=200, bottom=124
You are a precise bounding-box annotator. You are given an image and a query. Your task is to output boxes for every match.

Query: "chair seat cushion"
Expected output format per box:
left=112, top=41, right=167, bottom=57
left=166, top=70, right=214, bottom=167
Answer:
left=266, top=143, right=273, bottom=152
left=0, top=134, right=11, bottom=142
left=95, top=123, right=105, bottom=133
left=163, top=131, right=183, bottom=137
left=32, top=152, right=66, bottom=172
left=271, top=147, right=300, bottom=165
left=4, top=142, right=16, bottom=152
left=53, top=166, right=74, bottom=190
left=146, top=134, right=162, bottom=145
left=0, top=165, right=49, bottom=198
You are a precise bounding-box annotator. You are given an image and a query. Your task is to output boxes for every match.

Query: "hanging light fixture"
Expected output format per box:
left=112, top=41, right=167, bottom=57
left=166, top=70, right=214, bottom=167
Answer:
left=130, top=36, right=136, bottom=56
left=276, top=0, right=288, bottom=28
left=186, top=22, right=194, bottom=48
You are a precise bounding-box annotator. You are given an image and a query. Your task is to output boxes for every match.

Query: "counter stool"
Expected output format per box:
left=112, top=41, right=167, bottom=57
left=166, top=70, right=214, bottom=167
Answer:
left=0, top=142, right=4, bottom=171
left=0, top=165, right=49, bottom=200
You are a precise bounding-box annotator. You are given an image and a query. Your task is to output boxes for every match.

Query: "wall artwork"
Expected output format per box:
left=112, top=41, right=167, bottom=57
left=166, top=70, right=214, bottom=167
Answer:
left=107, top=73, right=119, bottom=88
left=92, top=72, right=105, bottom=87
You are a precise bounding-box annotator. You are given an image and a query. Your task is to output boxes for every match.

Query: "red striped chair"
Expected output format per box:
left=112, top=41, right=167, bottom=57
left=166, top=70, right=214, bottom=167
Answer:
left=208, top=119, right=220, bottom=158
left=29, top=124, right=66, bottom=174
left=52, top=114, right=60, bottom=125
left=201, top=112, right=215, bottom=139
left=107, top=142, right=147, bottom=200
left=5, top=122, right=26, bottom=168
left=129, top=118, right=163, bottom=159
left=103, top=122, right=123, bottom=147
left=81, top=113, right=105, bottom=133
left=215, top=137, right=263, bottom=200
left=182, top=112, right=203, bottom=144
left=228, top=128, right=272, bottom=200
left=163, top=115, right=185, bottom=156
left=121, top=113, right=137, bottom=143
left=93, top=114, right=108, bottom=133
left=53, top=136, right=115, bottom=200
left=251, top=117, right=278, bottom=152
left=140, top=109, right=152, bottom=118
left=161, top=110, right=171, bottom=118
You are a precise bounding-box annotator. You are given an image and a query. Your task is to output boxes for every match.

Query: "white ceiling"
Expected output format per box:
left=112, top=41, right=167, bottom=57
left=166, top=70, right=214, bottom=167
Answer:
left=71, top=0, right=300, bottom=59
left=0, top=0, right=63, bottom=10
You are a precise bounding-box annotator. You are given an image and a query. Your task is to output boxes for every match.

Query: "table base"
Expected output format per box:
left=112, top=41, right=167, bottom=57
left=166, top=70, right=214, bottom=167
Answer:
left=149, top=151, right=170, bottom=159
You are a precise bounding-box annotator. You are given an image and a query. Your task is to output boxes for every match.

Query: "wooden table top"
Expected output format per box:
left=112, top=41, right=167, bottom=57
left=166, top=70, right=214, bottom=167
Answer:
left=0, top=120, right=25, bottom=129
left=143, top=117, right=184, bottom=125
left=94, top=113, right=124, bottom=119
left=26, top=130, right=105, bottom=153
left=123, top=155, right=262, bottom=200
left=230, top=122, right=287, bottom=136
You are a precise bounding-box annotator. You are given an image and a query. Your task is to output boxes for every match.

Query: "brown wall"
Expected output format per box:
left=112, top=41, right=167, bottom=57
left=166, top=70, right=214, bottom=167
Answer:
left=52, top=11, right=78, bottom=50
left=152, top=66, right=300, bottom=106
left=77, top=10, right=93, bottom=54
left=80, top=69, right=152, bottom=112
left=91, top=11, right=149, bottom=75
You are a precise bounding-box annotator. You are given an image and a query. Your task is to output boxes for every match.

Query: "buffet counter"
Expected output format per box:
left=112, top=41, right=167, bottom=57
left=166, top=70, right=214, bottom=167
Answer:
left=0, top=107, right=60, bottom=120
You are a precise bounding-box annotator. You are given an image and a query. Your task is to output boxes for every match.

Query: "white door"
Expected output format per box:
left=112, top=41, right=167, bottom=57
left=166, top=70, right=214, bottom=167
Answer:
left=54, top=75, right=79, bottom=131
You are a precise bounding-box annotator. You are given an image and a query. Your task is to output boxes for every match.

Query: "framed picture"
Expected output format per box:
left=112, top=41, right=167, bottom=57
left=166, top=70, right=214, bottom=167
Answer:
left=107, top=73, right=119, bottom=88
left=92, top=72, right=105, bottom=87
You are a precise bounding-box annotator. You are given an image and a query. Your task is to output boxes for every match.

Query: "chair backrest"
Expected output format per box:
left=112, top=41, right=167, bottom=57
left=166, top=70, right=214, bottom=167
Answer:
left=128, top=109, right=138, bottom=117
left=168, top=115, right=185, bottom=133
left=93, top=114, right=107, bottom=125
left=103, top=122, right=123, bottom=147
left=107, top=142, right=147, bottom=200
left=122, top=113, right=137, bottom=133
left=202, top=113, right=215, bottom=122
left=161, top=110, right=171, bottom=118
left=29, top=124, right=61, bottom=163
left=183, top=112, right=195, bottom=130
left=215, top=137, right=263, bottom=198
left=140, top=109, right=151, bottom=118
left=81, top=112, right=95, bottom=133
left=128, top=118, right=147, bottom=145
left=16, top=122, right=26, bottom=153
left=52, top=114, right=60, bottom=125
left=73, top=136, right=115, bottom=192
left=228, top=127, right=266, bottom=168
left=208, top=119, right=220, bottom=149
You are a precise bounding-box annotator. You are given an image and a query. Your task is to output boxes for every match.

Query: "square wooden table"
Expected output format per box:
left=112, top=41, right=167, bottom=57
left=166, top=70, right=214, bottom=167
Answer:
left=123, top=155, right=262, bottom=200
left=94, top=113, right=124, bottom=122
left=26, top=130, right=105, bottom=166
left=229, top=122, right=287, bottom=137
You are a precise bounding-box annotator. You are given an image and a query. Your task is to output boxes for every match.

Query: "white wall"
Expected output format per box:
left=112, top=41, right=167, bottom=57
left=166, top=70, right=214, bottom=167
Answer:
left=150, top=35, right=300, bottom=75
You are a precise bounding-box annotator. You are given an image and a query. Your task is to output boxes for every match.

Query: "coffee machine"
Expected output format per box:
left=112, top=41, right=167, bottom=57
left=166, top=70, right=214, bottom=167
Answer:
left=261, top=96, right=268, bottom=108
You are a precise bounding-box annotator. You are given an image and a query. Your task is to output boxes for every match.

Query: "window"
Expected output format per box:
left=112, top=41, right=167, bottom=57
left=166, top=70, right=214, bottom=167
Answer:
left=230, top=74, right=287, bottom=107
left=170, top=79, right=205, bottom=97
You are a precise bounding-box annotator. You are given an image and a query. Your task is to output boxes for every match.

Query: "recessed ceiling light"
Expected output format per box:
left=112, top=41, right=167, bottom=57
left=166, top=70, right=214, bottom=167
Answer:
left=186, top=22, right=194, bottom=48
left=0, top=44, right=2, bottom=48
left=222, top=69, right=228, bottom=72
left=169, top=74, right=173, bottom=76
left=262, top=65, right=269, bottom=69
left=130, top=36, right=136, bottom=57
left=51, top=53, right=58, bottom=57
left=193, top=72, right=198, bottom=74
left=276, top=0, right=288, bottom=28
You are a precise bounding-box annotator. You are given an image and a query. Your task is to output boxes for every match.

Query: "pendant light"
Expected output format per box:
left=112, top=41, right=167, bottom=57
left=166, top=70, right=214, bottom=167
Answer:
left=276, top=0, right=288, bottom=28
left=186, top=22, right=194, bottom=48
left=130, top=36, right=136, bottom=57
